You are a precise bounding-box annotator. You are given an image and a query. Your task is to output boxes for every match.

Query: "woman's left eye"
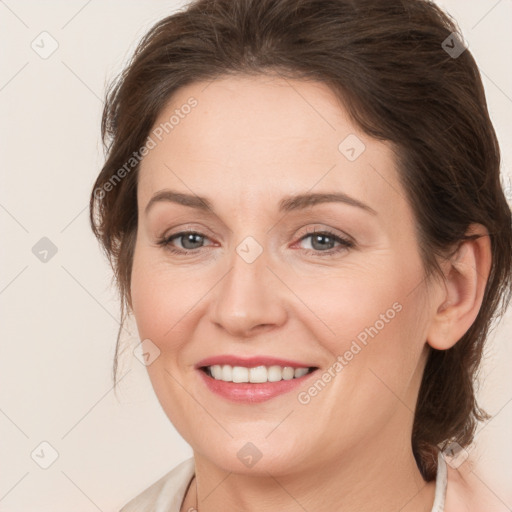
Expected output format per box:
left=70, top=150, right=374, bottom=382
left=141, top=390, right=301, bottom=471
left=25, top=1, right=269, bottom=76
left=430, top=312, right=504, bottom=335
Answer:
left=296, top=230, right=354, bottom=256
left=156, top=229, right=354, bottom=256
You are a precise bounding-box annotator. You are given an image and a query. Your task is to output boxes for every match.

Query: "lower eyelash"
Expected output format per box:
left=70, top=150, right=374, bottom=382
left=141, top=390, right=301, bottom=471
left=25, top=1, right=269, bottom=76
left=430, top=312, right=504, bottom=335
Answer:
left=301, top=232, right=354, bottom=256
left=156, top=232, right=207, bottom=255
left=157, top=230, right=354, bottom=256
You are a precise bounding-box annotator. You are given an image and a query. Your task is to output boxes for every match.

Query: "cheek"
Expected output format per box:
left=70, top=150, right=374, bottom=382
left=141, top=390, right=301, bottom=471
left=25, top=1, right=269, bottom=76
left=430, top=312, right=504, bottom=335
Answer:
left=130, top=254, right=186, bottom=402
left=298, top=256, right=428, bottom=388
left=291, top=271, right=428, bottom=439
left=129, top=250, right=205, bottom=441
left=293, top=266, right=405, bottom=346
left=130, top=246, right=205, bottom=345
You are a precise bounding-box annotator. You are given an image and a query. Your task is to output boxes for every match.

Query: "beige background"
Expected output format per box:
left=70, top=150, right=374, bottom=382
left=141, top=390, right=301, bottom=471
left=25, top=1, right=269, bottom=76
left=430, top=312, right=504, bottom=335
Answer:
left=0, top=0, right=511, bottom=510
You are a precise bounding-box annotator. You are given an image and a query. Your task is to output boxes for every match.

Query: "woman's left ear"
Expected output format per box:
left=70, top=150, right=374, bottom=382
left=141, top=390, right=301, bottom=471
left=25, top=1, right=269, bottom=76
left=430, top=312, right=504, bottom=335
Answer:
left=426, top=223, right=492, bottom=350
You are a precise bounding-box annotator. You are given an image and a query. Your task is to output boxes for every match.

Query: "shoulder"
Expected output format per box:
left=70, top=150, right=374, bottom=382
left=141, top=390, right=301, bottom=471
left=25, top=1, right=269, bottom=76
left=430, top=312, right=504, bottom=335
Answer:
left=119, top=457, right=195, bottom=512
left=444, top=459, right=506, bottom=512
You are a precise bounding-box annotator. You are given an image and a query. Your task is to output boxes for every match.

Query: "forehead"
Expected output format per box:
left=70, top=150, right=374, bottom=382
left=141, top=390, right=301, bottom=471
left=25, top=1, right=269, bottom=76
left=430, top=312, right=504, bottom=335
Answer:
left=137, top=74, right=407, bottom=224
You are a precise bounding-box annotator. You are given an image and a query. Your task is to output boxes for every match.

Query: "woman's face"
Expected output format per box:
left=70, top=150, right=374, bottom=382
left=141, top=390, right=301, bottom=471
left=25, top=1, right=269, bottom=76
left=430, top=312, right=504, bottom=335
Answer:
left=131, top=74, right=439, bottom=475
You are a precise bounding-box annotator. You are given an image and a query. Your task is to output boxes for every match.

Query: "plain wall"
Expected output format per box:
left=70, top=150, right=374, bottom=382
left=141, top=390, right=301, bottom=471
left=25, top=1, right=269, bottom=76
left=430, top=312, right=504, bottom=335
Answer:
left=0, top=0, right=510, bottom=510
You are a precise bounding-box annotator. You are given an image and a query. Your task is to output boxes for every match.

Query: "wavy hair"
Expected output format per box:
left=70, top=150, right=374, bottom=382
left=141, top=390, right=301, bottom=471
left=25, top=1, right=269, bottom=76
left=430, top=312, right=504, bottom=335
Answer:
left=89, top=0, right=512, bottom=481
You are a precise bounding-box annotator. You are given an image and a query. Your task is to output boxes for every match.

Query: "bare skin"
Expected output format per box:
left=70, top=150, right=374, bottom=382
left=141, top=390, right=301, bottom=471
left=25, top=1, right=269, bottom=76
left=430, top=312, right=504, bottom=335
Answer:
left=129, top=74, right=491, bottom=512
left=444, top=457, right=511, bottom=511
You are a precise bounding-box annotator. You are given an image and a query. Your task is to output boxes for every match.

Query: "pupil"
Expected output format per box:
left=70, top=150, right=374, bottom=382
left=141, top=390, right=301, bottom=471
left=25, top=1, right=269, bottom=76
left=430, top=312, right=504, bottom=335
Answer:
left=312, top=234, right=332, bottom=251
left=183, top=234, right=202, bottom=249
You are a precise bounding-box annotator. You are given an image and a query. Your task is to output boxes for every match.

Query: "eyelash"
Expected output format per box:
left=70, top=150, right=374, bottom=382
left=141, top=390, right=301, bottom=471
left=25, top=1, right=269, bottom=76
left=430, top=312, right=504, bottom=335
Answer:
left=156, top=228, right=355, bottom=257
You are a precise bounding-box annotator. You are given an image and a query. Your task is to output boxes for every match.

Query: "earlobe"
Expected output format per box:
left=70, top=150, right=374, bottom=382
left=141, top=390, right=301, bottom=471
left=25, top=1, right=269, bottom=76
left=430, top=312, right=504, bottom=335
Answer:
left=426, top=224, right=492, bottom=351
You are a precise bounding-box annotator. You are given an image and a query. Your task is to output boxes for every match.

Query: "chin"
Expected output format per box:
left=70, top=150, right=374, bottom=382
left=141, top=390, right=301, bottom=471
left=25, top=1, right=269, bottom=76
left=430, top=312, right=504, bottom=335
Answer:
left=192, top=433, right=312, bottom=476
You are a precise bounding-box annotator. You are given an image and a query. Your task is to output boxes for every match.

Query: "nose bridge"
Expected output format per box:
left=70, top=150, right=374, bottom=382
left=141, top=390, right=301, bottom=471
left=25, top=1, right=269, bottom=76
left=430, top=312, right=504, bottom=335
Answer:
left=210, top=233, right=287, bottom=337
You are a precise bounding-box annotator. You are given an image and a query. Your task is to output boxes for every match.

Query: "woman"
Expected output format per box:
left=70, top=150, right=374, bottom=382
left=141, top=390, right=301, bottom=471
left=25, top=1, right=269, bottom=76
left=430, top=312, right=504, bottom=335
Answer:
left=89, top=0, right=512, bottom=510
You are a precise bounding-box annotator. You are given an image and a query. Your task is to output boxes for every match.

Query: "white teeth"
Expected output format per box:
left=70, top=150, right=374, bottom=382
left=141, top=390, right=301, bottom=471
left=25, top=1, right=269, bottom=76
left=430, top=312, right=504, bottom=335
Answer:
left=294, top=367, right=309, bottom=378
left=232, top=366, right=249, bottom=383
left=211, top=365, right=223, bottom=380
left=249, top=366, right=268, bottom=383
left=221, top=365, right=232, bottom=382
left=282, top=367, right=295, bottom=380
left=206, top=364, right=312, bottom=383
left=267, top=365, right=282, bottom=382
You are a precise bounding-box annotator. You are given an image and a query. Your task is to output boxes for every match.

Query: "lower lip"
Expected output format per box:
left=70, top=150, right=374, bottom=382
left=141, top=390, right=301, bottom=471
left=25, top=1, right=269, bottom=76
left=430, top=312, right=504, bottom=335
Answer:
left=197, top=369, right=316, bottom=403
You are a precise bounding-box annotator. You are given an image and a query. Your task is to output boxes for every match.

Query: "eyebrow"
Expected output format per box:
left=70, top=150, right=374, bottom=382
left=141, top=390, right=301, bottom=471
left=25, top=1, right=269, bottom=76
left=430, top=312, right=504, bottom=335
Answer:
left=144, top=189, right=377, bottom=216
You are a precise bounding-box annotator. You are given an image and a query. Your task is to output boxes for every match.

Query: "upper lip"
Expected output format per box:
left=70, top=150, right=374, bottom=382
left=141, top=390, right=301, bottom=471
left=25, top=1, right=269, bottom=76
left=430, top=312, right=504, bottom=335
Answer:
left=195, top=355, right=317, bottom=369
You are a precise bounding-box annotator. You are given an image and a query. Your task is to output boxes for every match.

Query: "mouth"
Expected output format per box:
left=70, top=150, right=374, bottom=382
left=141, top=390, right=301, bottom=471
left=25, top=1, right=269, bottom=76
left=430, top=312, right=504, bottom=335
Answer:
left=200, top=364, right=316, bottom=383
left=195, top=356, right=319, bottom=403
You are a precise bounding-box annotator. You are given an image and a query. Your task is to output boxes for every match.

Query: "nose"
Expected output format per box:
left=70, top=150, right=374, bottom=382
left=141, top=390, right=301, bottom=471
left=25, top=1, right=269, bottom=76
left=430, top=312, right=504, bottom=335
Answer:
left=209, top=245, right=288, bottom=338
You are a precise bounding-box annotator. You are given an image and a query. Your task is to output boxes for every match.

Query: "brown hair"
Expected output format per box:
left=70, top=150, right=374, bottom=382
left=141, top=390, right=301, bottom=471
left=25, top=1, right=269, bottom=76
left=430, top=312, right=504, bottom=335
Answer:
left=89, top=0, right=512, bottom=481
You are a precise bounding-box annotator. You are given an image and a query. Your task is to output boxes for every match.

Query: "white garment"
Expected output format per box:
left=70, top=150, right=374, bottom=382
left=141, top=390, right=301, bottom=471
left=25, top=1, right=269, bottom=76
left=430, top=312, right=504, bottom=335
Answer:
left=119, top=451, right=448, bottom=512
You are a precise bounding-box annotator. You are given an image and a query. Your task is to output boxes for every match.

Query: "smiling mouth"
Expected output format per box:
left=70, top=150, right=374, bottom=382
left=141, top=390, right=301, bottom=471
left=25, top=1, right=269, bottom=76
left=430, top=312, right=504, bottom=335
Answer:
left=200, top=364, right=317, bottom=383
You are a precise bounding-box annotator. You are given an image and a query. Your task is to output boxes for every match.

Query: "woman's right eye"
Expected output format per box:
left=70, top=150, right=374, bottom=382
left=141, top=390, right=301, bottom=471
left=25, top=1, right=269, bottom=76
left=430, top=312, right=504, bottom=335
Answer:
left=157, top=231, right=212, bottom=254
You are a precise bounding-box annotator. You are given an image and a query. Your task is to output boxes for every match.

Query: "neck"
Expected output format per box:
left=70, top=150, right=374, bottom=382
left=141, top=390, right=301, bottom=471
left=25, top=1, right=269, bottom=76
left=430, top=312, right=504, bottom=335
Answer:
left=183, top=429, right=436, bottom=512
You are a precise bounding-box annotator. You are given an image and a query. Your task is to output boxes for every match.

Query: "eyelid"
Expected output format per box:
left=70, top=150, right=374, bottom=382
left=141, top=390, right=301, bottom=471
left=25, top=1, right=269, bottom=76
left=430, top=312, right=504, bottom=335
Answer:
left=292, top=227, right=355, bottom=256
left=159, top=225, right=349, bottom=244
left=297, top=225, right=355, bottom=245
left=160, top=223, right=219, bottom=241
left=157, top=225, right=355, bottom=260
